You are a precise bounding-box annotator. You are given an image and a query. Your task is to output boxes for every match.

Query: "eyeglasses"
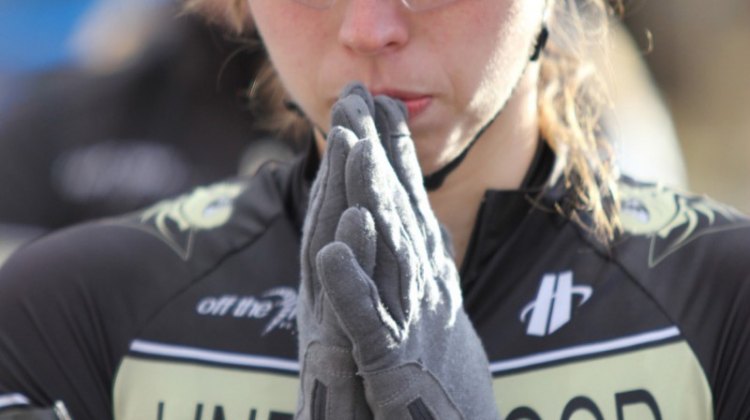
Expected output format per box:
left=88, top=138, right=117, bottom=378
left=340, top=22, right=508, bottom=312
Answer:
left=290, top=0, right=464, bottom=13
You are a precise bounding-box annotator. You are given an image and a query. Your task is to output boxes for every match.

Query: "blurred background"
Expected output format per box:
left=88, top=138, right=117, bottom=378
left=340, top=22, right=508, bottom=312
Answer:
left=0, top=0, right=748, bottom=262
left=621, top=0, right=750, bottom=212
left=0, top=0, right=298, bottom=261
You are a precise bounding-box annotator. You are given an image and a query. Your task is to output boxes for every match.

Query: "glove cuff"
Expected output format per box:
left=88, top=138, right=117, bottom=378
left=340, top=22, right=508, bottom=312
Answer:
left=297, top=342, right=372, bottom=420
left=360, top=363, right=464, bottom=420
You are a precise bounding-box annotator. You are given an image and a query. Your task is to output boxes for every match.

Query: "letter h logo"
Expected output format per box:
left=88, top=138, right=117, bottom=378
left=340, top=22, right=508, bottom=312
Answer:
left=520, top=271, right=592, bottom=337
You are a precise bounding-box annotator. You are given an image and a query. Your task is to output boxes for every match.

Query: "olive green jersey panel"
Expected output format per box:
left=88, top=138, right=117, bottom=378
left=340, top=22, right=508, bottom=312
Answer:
left=113, top=357, right=298, bottom=420
left=493, top=340, right=712, bottom=420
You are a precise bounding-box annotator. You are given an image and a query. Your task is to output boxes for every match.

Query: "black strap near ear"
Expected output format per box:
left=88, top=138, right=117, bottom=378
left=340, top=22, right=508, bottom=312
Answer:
left=530, top=26, right=549, bottom=62
left=421, top=23, right=549, bottom=191
left=285, top=100, right=331, bottom=149
left=422, top=106, right=502, bottom=191
left=284, top=99, right=306, bottom=118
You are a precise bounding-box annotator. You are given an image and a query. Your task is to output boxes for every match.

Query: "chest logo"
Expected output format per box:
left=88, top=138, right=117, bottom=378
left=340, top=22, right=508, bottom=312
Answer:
left=520, top=271, right=592, bottom=337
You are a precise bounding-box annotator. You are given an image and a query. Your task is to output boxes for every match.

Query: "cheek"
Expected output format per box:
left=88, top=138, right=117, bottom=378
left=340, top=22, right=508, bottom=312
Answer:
left=251, top=5, right=330, bottom=108
left=440, top=1, right=538, bottom=107
left=429, top=4, right=511, bottom=85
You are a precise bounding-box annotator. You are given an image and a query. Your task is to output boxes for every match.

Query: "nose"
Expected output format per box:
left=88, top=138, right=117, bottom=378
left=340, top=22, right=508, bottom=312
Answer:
left=338, top=0, right=410, bottom=56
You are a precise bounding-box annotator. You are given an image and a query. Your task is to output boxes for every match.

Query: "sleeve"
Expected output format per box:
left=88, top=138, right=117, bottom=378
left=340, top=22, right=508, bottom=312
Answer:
left=711, top=263, right=750, bottom=419
left=0, top=217, right=195, bottom=420
left=0, top=230, right=117, bottom=419
left=0, top=403, right=72, bottom=420
left=678, top=227, right=750, bottom=420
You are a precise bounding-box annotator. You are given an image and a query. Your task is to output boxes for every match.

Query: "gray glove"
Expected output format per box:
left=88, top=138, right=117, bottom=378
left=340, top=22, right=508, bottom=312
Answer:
left=315, top=83, right=500, bottom=420
left=296, top=106, right=373, bottom=418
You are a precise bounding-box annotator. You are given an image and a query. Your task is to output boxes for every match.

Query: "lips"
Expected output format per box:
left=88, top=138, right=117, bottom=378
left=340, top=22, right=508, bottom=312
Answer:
left=370, top=88, right=433, bottom=119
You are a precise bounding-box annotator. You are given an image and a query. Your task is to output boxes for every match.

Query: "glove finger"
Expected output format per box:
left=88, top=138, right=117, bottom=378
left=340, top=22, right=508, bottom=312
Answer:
left=340, top=81, right=375, bottom=114
left=331, top=92, right=378, bottom=143
left=373, top=95, right=409, bottom=157
left=372, top=95, right=419, bottom=205
left=316, top=242, right=398, bottom=350
left=345, top=139, right=425, bottom=328
left=301, top=127, right=358, bottom=303
left=335, top=206, right=377, bottom=279
left=374, top=95, right=449, bottom=271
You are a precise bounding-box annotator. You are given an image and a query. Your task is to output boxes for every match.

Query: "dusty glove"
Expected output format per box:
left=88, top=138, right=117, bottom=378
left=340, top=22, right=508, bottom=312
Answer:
left=316, top=83, right=500, bottom=420
left=296, top=105, right=373, bottom=418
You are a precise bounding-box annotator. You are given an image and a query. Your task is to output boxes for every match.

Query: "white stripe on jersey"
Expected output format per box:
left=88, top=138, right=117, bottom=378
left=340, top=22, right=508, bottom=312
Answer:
left=490, top=326, right=681, bottom=373
left=0, top=393, right=30, bottom=409
left=130, top=339, right=300, bottom=373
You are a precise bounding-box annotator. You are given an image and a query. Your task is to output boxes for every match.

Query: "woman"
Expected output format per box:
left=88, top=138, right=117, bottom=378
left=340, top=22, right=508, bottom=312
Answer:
left=1, top=0, right=749, bottom=419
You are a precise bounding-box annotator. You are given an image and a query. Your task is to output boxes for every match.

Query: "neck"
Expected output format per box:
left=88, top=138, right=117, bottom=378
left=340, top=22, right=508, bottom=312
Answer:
left=428, top=68, right=540, bottom=267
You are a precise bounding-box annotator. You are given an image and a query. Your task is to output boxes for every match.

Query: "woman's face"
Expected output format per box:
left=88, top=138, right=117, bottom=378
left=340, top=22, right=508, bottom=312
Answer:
left=249, top=0, right=546, bottom=172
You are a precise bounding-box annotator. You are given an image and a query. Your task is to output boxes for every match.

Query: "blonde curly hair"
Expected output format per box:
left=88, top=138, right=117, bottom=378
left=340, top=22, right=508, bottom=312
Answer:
left=183, top=0, right=624, bottom=243
left=539, top=0, right=624, bottom=243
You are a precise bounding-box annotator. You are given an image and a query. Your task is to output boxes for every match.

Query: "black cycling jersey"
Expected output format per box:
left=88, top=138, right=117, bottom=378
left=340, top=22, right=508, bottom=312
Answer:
left=1, top=143, right=749, bottom=420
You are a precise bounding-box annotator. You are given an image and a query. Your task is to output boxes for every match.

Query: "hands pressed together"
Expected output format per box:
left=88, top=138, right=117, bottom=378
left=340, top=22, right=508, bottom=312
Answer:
left=297, top=83, right=499, bottom=420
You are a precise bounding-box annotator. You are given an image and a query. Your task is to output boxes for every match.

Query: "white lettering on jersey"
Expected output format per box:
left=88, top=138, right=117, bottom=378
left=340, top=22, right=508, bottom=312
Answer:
left=196, top=287, right=297, bottom=335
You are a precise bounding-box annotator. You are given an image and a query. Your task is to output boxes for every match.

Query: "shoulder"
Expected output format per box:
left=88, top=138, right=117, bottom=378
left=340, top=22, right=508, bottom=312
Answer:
left=616, top=176, right=750, bottom=270
left=613, top=176, right=750, bottom=318
left=613, top=176, right=750, bottom=299
left=0, top=157, right=305, bottom=337
left=613, top=177, right=750, bottom=415
left=1, top=157, right=303, bottom=293
left=0, top=159, right=305, bottom=414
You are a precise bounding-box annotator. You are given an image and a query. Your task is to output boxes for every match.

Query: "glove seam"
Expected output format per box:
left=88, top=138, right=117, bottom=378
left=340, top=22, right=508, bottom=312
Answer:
left=373, top=372, right=414, bottom=406
left=361, top=362, right=421, bottom=406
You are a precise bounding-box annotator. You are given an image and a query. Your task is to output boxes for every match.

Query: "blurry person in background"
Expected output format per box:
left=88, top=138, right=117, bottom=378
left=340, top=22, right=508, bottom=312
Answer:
left=0, top=0, right=297, bottom=263
left=1, top=0, right=749, bottom=420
